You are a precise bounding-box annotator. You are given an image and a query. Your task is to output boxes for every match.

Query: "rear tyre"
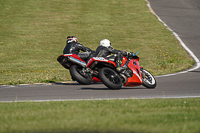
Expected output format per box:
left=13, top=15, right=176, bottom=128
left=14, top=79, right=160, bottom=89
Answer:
left=99, top=67, right=122, bottom=90
left=141, top=69, right=156, bottom=88
left=69, top=65, right=92, bottom=85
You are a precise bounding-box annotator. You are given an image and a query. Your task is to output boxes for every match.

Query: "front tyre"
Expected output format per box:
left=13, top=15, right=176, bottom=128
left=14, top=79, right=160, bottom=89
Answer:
left=99, top=67, right=122, bottom=90
left=69, top=65, right=92, bottom=85
left=141, top=69, right=156, bottom=89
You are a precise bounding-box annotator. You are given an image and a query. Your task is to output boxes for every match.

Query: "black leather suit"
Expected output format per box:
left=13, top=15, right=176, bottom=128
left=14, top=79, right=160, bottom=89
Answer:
left=63, top=42, right=94, bottom=61
left=94, top=46, right=127, bottom=67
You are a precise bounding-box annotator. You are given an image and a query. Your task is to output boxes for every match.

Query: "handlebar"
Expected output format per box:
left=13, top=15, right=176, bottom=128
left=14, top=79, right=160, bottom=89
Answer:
left=123, top=49, right=139, bottom=57
left=132, top=52, right=139, bottom=56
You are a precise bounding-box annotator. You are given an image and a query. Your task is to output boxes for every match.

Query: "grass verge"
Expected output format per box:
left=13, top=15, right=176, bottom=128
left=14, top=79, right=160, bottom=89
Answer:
left=0, top=98, right=200, bottom=133
left=0, top=0, right=194, bottom=85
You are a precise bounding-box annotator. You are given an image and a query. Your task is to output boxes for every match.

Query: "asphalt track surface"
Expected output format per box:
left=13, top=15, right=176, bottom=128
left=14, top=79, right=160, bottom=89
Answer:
left=0, top=0, right=200, bottom=102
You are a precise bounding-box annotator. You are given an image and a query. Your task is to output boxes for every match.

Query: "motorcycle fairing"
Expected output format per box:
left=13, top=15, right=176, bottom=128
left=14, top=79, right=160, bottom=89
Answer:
left=92, top=77, right=101, bottom=82
left=57, top=54, right=85, bottom=69
left=63, top=54, right=84, bottom=61
left=87, top=57, right=116, bottom=68
left=124, top=58, right=143, bottom=87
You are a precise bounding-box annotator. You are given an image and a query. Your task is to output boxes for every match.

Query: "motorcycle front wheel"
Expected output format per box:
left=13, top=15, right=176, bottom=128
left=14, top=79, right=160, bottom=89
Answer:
left=99, top=67, right=122, bottom=90
left=141, top=69, right=156, bottom=89
left=69, top=65, right=92, bottom=85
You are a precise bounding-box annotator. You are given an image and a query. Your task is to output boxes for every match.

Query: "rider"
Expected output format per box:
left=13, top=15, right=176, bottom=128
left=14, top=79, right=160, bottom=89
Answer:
left=94, top=39, right=128, bottom=72
left=63, top=36, right=95, bottom=61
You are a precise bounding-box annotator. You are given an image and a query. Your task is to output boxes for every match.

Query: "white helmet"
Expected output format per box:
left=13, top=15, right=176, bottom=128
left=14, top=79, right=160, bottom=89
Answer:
left=100, top=39, right=111, bottom=47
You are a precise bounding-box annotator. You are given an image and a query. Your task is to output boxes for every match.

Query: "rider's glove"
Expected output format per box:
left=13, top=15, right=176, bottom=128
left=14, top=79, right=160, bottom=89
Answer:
left=126, top=52, right=129, bottom=56
left=122, top=51, right=128, bottom=56
left=126, top=52, right=132, bottom=57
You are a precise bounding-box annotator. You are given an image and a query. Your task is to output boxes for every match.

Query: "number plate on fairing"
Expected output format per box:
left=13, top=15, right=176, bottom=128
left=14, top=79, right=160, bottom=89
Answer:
left=93, top=57, right=108, bottom=61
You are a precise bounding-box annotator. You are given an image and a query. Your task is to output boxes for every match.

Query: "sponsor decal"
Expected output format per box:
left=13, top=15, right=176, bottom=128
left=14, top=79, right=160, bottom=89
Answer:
left=93, top=57, right=108, bottom=61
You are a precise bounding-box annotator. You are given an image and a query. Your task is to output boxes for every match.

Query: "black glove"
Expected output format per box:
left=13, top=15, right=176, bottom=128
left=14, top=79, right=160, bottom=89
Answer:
left=122, top=51, right=128, bottom=56
left=127, top=52, right=133, bottom=57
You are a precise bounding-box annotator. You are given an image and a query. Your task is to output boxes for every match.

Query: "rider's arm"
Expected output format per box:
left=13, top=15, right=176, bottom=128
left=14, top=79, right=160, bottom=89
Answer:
left=85, top=47, right=94, bottom=52
left=108, top=46, right=130, bottom=57
left=76, top=43, right=94, bottom=53
left=108, top=46, right=124, bottom=54
left=76, top=43, right=87, bottom=52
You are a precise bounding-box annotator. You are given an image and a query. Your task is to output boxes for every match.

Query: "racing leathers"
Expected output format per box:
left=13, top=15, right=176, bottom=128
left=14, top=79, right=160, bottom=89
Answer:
left=94, top=45, right=127, bottom=72
left=63, top=42, right=94, bottom=61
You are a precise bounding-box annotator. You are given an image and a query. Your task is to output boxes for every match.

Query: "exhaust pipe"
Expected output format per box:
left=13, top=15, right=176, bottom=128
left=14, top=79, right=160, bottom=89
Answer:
left=68, top=56, right=86, bottom=67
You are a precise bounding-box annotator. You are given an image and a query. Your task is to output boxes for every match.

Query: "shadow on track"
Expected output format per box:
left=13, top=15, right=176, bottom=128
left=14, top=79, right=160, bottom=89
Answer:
left=81, top=86, right=147, bottom=90
left=52, top=82, right=104, bottom=86
left=52, top=82, right=152, bottom=90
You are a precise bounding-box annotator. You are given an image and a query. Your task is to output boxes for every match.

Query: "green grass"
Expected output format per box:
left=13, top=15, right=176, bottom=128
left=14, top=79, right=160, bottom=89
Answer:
left=0, top=98, right=200, bottom=133
left=0, top=0, right=194, bottom=85
left=0, top=1, right=198, bottom=133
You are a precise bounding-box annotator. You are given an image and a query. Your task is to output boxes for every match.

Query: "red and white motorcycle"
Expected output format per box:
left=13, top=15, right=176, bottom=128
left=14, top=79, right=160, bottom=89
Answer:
left=57, top=51, right=156, bottom=89
left=86, top=52, right=156, bottom=89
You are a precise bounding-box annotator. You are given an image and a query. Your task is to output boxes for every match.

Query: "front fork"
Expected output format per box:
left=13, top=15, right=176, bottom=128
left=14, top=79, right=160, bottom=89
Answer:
left=140, top=67, right=146, bottom=79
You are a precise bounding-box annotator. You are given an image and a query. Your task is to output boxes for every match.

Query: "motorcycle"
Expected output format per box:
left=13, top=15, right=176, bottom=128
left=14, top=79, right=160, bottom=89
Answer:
left=57, top=52, right=100, bottom=85
left=86, top=51, right=157, bottom=89
left=57, top=51, right=156, bottom=90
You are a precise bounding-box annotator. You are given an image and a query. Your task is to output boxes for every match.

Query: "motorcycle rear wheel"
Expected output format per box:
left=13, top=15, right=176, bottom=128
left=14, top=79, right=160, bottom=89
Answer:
left=99, top=67, right=122, bottom=90
left=141, top=69, right=156, bottom=88
left=69, top=65, right=92, bottom=85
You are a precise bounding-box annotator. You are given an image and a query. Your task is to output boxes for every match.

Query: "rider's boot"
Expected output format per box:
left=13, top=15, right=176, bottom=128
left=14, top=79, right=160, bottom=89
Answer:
left=116, top=61, right=126, bottom=72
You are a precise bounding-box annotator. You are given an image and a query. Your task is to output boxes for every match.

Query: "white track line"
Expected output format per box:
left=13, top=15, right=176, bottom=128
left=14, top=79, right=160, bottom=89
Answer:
left=1, top=95, right=200, bottom=103
left=146, top=0, right=200, bottom=78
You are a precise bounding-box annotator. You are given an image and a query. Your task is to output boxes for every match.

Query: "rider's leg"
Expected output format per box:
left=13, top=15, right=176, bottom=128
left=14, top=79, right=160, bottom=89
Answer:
left=116, top=53, right=125, bottom=72
left=78, top=52, right=91, bottom=61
